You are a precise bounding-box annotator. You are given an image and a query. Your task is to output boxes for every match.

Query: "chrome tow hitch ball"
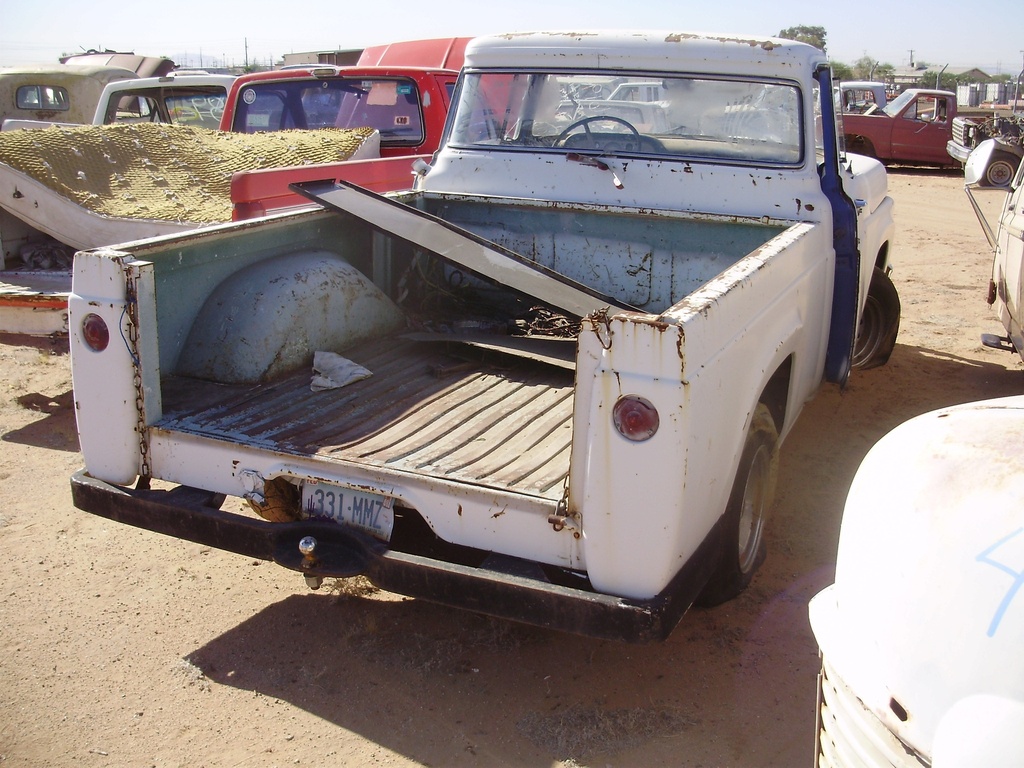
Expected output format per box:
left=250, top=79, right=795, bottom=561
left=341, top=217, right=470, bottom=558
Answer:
left=298, top=536, right=322, bottom=590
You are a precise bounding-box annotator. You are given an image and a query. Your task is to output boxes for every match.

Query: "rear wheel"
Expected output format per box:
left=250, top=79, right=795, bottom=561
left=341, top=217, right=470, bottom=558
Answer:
left=845, top=135, right=875, bottom=158
left=697, top=403, right=779, bottom=607
left=852, top=267, right=901, bottom=369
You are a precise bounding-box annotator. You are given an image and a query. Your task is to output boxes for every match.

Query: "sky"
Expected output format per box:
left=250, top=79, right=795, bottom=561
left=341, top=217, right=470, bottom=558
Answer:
left=2, top=0, right=1023, bottom=76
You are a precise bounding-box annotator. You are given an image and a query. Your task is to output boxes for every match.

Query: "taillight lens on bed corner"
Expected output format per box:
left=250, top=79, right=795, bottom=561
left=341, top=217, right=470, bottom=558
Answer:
left=612, top=395, right=659, bottom=442
left=81, top=313, right=109, bottom=352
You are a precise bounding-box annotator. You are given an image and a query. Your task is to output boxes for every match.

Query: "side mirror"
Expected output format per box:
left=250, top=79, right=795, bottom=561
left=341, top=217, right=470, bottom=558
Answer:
left=963, top=139, right=1021, bottom=249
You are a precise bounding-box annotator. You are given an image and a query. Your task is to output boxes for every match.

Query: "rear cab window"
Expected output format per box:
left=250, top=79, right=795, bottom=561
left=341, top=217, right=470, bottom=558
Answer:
left=16, top=85, right=70, bottom=111
left=103, top=88, right=227, bottom=129
left=232, top=76, right=425, bottom=146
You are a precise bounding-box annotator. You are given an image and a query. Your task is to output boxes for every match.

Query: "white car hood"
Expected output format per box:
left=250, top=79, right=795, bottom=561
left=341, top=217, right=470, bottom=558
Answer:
left=810, top=395, right=1024, bottom=764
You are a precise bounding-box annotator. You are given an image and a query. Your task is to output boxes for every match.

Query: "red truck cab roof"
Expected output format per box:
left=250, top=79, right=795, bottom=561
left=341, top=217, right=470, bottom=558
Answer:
left=357, top=36, right=470, bottom=70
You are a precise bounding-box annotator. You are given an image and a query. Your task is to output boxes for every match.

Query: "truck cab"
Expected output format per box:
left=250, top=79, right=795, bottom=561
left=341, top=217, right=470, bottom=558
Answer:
left=0, top=65, right=139, bottom=129
left=219, top=66, right=457, bottom=158
left=221, top=64, right=461, bottom=220
left=94, top=72, right=236, bottom=130
left=843, top=88, right=958, bottom=167
left=836, top=80, right=888, bottom=114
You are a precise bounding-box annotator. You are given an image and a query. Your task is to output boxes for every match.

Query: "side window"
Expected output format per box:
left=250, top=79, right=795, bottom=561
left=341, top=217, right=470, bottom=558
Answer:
left=106, top=94, right=155, bottom=123
left=911, top=96, right=948, bottom=123
left=16, top=85, right=70, bottom=111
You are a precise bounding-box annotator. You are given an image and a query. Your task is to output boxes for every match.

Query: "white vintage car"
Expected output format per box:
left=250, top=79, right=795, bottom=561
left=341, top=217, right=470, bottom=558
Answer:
left=810, top=395, right=1024, bottom=766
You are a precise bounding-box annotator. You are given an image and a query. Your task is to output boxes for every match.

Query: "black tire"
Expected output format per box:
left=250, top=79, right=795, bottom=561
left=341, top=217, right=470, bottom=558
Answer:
left=852, top=267, right=901, bottom=370
left=697, top=403, right=779, bottom=607
left=845, top=135, right=875, bottom=158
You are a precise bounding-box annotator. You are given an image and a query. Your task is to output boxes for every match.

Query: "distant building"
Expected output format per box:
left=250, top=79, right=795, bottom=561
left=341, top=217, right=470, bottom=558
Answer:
left=948, top=66, right=992, bottom=82
left=890, top=62, right=929, bottom=90
left=278, top=49, right=362, bottom=69
left=890, top=63, right=989, bottom=89
left=880, top=53, right=1023, bottom=107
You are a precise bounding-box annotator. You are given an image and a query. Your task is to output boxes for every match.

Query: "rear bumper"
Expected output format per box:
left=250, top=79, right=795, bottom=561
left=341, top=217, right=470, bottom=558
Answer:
left=71, top=469, right=714, bottom=642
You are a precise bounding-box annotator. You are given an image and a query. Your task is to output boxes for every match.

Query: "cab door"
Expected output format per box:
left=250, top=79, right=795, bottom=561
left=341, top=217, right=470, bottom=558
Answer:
left=890, top=93, right=953, bottom=164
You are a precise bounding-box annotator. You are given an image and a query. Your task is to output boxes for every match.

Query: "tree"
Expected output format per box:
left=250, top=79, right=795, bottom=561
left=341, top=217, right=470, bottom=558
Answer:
left=919, top=69, right=959, bottom=91
left=875, top=63, right=895, bottom=80
left=852, top=56, right=878, bottom=80
left=831, top=61, right=853, bottom=80
left=777, top=26, right=828, bottom=52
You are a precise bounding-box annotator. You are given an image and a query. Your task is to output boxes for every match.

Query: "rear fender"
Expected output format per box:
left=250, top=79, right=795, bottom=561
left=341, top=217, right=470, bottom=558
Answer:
left=70, top=250, right=158, bottom=484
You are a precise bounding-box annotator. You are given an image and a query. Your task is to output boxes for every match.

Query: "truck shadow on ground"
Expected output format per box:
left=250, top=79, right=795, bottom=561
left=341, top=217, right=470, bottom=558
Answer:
left=186, top=578, right=824, bottom=766
left=185, top=340, right=1021, bottom=767
left=847, top=341, right=1023, bottom=436
left=0, top=332, right=69, bottom=354
left=2, top=389, right=78, bottom=451
left=0, top=332, right=77, bottom=451
left=883, top=165, right=964, bottom=181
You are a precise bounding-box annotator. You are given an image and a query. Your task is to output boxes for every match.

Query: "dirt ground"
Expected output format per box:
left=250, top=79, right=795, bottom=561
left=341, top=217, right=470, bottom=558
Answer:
left=1, top=169, right=1021, bottom=767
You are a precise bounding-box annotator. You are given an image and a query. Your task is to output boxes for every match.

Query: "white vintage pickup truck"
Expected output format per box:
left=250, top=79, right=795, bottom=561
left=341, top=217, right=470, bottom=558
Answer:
left=962, top=139, right=1024, bottom=360
left=68, top=30, right=899, bottom=641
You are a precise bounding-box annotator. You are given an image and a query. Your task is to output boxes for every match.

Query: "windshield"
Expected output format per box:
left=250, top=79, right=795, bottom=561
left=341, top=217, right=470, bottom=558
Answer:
left=232, top=77, right=424, bottom=145
left=880, top=89, right=916, bottom=118
left=448, top=72, right=803, bottom=165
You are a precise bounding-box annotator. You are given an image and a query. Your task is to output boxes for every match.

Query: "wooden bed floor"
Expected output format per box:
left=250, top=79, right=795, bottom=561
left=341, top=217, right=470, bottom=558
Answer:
left=157, top=336, right=576, bottom=500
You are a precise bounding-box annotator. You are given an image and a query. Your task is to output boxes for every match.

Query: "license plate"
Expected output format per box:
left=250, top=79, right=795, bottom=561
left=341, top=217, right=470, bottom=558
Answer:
left=301, top=480, right=395, bottom=541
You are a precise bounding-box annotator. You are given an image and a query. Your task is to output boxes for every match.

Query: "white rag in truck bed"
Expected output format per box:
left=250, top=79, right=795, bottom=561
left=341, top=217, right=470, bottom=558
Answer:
left=310, top=351, right=372, bottom=392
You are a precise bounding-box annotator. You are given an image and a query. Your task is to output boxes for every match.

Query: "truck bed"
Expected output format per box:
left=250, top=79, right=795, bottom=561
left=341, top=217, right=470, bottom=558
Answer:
left=157, top=334, right=575, bottom=500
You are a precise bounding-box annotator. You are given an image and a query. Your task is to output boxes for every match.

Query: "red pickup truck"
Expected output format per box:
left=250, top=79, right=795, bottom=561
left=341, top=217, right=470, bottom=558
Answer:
left=222, top=64, right=459, bottom=219
left=223, top=36, right=471, bottom=220
left=842, top=88, right=960, bottom=168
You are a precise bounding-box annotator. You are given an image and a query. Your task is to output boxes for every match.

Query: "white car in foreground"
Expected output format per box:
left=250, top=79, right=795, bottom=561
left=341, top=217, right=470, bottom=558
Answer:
left=810, top=395, right=1024, bottom=767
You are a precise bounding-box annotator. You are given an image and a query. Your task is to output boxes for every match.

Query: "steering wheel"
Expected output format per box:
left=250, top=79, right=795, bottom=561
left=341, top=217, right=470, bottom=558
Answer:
left=555, top=116, right=641, bottom=151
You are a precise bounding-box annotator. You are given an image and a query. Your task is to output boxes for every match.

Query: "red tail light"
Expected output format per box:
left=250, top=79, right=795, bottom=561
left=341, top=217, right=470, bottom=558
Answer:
left=612, top=395, right=659, bottom=442
left=81, top=313, right=110, bottom=352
